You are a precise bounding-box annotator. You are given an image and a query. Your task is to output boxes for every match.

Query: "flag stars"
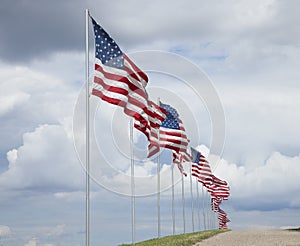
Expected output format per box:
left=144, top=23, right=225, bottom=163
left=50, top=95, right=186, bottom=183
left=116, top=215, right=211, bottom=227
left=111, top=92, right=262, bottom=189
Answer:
left=160, top=103, right=180, bottom=129
left=92, top=18, right=124, bottom=69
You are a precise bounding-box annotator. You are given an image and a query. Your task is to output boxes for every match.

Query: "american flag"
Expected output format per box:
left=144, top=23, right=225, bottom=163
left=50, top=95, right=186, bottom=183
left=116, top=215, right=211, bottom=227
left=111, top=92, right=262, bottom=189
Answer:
left=90, top=17, right=166, bottom=155
left=207, top=175, right=230, bottom=200
left=158, top=102, right=189, bottom=153
left=218, top=208, right=230, bottom=229
left=148, top=102, right=190, bottom=156
left=190, top=147, right=213, bottom=187
left=172, top=151, right=190, bottom=176
left=145, top=101, right=168, bottom=157
left=150, top=102, right=191, bottom=174
left=211, top=196, right=222, bottom=212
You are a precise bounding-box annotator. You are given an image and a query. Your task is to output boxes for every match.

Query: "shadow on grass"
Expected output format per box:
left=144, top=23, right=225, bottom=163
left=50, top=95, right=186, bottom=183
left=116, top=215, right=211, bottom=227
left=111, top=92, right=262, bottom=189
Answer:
left=287, top=227, right=300, bottom=232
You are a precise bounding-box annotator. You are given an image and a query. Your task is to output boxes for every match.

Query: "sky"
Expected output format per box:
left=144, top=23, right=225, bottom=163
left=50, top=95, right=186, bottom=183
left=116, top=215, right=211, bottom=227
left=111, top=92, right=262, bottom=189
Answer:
left=1, top=0, right=300, bottom=245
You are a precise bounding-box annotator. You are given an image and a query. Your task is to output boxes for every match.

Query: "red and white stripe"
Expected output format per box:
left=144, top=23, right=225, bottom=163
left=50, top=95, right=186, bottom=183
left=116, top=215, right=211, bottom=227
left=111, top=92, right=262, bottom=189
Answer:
left=159, top=119, right=189, bottom=153
left=211, top=196, right=222, bottom=212
left=92, top=56, right=167, bottom=153
left=148, top=115, right=190, bottom=158
left=172, top=150, right=191, bottom=176
left=207, top=175, right=230, bottom=200
left=218, top=209, right=230, bottom=229
left=191, top=154, right=213, bottom=187
left=145, top=102, right=168, bottom=157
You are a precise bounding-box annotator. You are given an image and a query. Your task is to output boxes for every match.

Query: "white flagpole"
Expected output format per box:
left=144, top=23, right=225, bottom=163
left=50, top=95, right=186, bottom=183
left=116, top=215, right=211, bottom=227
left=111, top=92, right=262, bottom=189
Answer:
left=157, top=148, right=161, bottom=238
left=206, top=191, right=209, bottom=230
left=210, top=205, right=213, bottom=230
left=171, top=165, right=175, bottom=235
left=206, top=190, right=211, bottom=230
left=189, top=167, right=195, bottom=232
left=157, top=98, right=161, bottom=238
left=85, top=9, right=90, bottom=246
left=181, top=174, right=186, bottom=233
left=196, top=180, right=201, bottom=231
left=202, top=185, right=206, bottom=231
left=130, top=119, right=135, bottom=244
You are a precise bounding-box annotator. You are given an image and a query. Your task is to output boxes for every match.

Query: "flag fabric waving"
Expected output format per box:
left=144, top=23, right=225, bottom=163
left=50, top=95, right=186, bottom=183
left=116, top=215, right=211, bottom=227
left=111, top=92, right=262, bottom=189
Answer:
left=153, top=101, right=191, bottom=174
left=218, top=207, right=230, bottom=229
left=158, top=102, right=190, bottom=153
left=90, top=17, right=167, bottom=156
left=172, top=151, right=189, bottom=176
left=145, top=101, right=169, bottom=157
left=207, top=175, right=230, bottom=201
left=191, top=147, right=213, bottom=187
left=211, top=196, right=222, bottom=212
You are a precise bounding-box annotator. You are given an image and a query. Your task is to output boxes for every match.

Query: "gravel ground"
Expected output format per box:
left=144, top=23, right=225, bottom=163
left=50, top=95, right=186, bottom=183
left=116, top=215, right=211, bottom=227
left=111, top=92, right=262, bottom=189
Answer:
left=194, top=230, right=300, bottom=246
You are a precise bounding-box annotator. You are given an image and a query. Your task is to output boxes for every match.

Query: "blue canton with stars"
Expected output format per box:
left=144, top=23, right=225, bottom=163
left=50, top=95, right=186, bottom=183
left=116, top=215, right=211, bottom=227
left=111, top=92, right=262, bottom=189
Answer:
left=91, top=18, right=124, bottom=69
left=159, top=102, right=180, bottom=129
left=191, top=147, right=201, bottom=163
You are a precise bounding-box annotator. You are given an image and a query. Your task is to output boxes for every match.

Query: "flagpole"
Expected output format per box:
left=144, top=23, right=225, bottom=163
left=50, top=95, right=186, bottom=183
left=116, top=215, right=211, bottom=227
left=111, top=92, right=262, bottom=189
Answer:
left=157, top=149, right=161, bottom=238
left=196, top=180, right=201, bottom=231
left=206, top=190, right=210, bottom=229
left=189, top=167, right=195, bottom=232
left=206, top=190, right=210, bottom=230
left=85, top=9, right=90, bottom=246
left=130, top=119, right=135, bottom=244
left=202, top=185, right=206, bottom=231
left=157, top=98, right=161, bottom=238
left=206, top=191, right=209, bottom=230
left=181, top=174, right=186, bottom=233
left=171, top=164, right=175, bottom=235
left=211, top=208, right=213, bottom=230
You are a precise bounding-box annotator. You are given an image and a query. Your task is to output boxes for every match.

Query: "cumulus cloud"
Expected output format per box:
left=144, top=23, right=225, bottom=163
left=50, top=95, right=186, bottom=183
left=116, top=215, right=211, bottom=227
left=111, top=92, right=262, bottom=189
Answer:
left=0, top=91, right=30, bottom=116
left=217, top=82, right=300, bottom=166
left=0, top=55, right=80, bottom=167
left=47, top=224, right=66, bottom=237
left=25, top=238, right=38, bottom=246
left=0, top=225, right=11, bottom=236
left=0, top=124, right=84, bottom=192
left=211, top=150, right=300, bottom=210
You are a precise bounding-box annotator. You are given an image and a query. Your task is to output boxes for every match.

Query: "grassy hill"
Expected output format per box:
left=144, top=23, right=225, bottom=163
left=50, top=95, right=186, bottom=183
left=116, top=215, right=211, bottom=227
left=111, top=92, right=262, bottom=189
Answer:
left=120, top=229, right=227, bottom=246
left=287, top=227, right=300, bottom=231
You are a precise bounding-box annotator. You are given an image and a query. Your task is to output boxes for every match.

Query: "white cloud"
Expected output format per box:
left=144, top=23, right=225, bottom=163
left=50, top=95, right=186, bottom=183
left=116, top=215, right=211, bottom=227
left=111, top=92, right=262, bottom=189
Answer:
left=47, top=224, right=66, bottom=237
left=25, top=238, right=38, bottom=246
left=0, top=91, right=30, bottom=116
left=0, top=58, right=80, bottom=168
left=54, top=190, right=97, bottom=202
left=211, top=150, right=300, bottom=210
left=0, top=124, right=84, bottom=191
left=0, top=225, right=11, bottom=236
left=217, top=82, right=300, bottom=166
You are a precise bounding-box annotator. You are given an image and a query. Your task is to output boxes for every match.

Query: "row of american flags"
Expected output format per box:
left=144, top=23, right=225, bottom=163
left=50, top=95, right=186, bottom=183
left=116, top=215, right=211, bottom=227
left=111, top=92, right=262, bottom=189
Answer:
left=90, top=15, right=230, bottom=231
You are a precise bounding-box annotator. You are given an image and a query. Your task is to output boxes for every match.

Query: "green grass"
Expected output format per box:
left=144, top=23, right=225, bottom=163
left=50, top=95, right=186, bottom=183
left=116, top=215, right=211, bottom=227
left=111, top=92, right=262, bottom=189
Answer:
left=119, top=229, right=228, bottom=246
left=287, top=227, right=300, bottom=231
